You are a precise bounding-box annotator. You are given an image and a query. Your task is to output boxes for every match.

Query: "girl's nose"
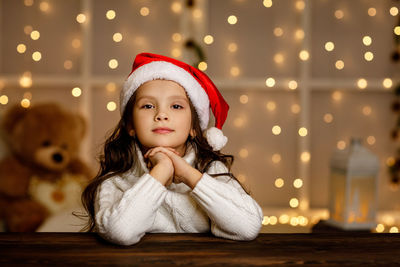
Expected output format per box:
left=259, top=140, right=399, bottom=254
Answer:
left=155, top=112, right=168, bottom=121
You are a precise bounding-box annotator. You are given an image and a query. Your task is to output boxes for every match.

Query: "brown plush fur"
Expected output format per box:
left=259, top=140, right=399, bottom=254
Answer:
left=0, top=103, right=92, bottom=232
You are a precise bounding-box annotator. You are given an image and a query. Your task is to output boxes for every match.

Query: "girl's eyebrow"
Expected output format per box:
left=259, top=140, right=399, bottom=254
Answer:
left=136, top=95, right=189, bottom=102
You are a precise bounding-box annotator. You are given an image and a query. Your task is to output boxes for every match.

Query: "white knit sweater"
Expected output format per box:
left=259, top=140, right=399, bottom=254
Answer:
left=95, top=145, right=263, bottom=246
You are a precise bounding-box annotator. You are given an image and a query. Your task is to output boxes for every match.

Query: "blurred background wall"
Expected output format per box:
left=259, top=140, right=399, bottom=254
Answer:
left=0, top=0, right=399, bottom=231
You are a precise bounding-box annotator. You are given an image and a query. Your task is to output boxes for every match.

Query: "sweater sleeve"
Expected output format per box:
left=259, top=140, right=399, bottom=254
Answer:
left=95, top=173, right=167, bottom=246
left=190, top=161, right=263, bottom=241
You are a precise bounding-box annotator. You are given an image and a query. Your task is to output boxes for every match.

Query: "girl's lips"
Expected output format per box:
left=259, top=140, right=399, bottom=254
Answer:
left=152, top=128, right=173, bottom=134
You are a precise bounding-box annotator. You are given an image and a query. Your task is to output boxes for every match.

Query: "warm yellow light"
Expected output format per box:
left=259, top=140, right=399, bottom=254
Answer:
left=19, top=73, right=32, bottom=88
left=289, top=198, right=299, bottom=208
left=367, top=136, right=376, bottom=145
left=395, top=26, right=400, bottom=36
left=0, top=95, right=9, bottom=105
left=263, top=0, right=273, bottom=8
left=272, top=125, right=281, bottom=135
left=376, top=224, right=385, bottom=233
left=364, top=51, right=374, bottom=61
left=363, top=36, right=372, bottom=46
left=323, top=113, right=333, bottom=123
left=228, top=42, right=238, bottom=52
left=266, top=101, right=276, bottom=111
left=386, top=157, right=395, bottom=167
left=32, top=51, right=42, bottom=61
left=71, top=87, right=82, bottom=97
left=279, top=214, right=290, bottom=224
left=332, top=91, right=342, bottom=101
left=269, top=216, right=278, bottom=225
left=265, top=77, right=275, bottom=87
left=274, top=53, right=284, bottom=64
left=76, top=13, right=86, bottom=23
left=288, top=80, right=298, bottom=90
left=30, top=30, right=40, bottom=40
left=113, top=33, right=123, bottom=42
left=390, top=226, right=399, bottom=233
left=203, top=35, right=214, bottom=45
left=390, top=7, right=399, bottom=16
left=293, top=178, right=303, bottom=189
left=295, top=29, right=304, bottom=40
left=39, top=1, right=50, bottom=12
left=24, top=0, right=34, bottom=6
left=17, top=44, right=27, bottom=54
left=227, top=15, right=238, bottom=25
left=291, top=104, right=301, bottom=114
left=198, top=61, right=207, bottom=71
left=240, top=94, right=249, bottom=104
left=140, top=7, right=150, bottom=16
left=230, top=66, right=240, bottom=77
left=171, top=48, right=182, bottom=58
left=21, top=98, right=30, bottom=108
left=106, top=82, right=116, bottom=92
left=273, top=27, right=283, bottom=37
left=334, top=9, right=344, bottom=19
left=325, top=41, right=335, bottom=51
left=262, top=216, right=270, bottom=225
left=108, top=59, right=118, bottom=69
left=192, top=9, right=202, bottom=19
left=298, top=127, right=308, bottom=137
left=295, top=0, right=305, bottom=11
left=71, top=38, right=81, bottom=49
left=24, top=25, right=33, bottom=35
left=299, top=50, right=309, bottom=61
left=357, top=78, right=368, bottom=89
left=290, top=217, right=299, bottom=226
left=383, top=78, right=393, bottom=89
left=368, top=7, right=376, bottom=16
left=274, top=178, right=284, bottom=188
left=362, top=105, right=372, bottom=116
left=171, top=1, right=182, bottom=14
left=337, top=140, right=346, bottom=150
left=272, top=153, right=281, bottom=164
left=300, top=151, right=310, bottom=162
left=234, top=117, right=244, bottom=128
left=299, top=216, right=308, bottom=226
left=335, top=60, right=344, bottom=70
left=239, top=148, right=249, bottom=158
left=107, top=101, right=117, bottom=111
left=106, top=10, right=116, bottom=20
left=172, top=33, right=182, bottom=42
left=64, top=60, right=73, bottom=70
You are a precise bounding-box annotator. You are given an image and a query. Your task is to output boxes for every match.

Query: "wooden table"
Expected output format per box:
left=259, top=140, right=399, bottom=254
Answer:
left=1, top=233, right=399, bottom=266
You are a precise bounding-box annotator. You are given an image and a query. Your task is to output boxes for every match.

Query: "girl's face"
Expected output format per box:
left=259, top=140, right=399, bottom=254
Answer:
left=132, top=80, right=193, bottom=156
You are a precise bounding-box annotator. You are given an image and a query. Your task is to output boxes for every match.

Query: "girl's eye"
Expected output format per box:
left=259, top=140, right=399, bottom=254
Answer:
left=172, top=104, right=183, bottom=109
left=142, top=104, right=154, bottom=109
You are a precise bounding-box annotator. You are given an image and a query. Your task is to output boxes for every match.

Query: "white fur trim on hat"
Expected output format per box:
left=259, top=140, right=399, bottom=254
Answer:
left=204, top=127, right=228, bottom=151
left=121, top=61, right=210, bottom=130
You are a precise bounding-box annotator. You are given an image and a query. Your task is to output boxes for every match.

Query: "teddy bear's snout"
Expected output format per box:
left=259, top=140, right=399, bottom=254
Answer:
left=52, top=153, right=63, bottom=163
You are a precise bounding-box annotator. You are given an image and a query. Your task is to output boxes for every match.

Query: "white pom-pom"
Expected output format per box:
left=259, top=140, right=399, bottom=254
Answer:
left=204, top=127, right=228, bottom=151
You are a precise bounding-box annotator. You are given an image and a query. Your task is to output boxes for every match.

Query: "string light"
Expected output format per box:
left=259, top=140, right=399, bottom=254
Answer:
left=171, top=48, right=182, bottom=58
left=17, top=44, right=27, bottom=54
left=387, top=157, right=395, bottom=167
left=140, top=7, right=150, bottom=16
left=376, top=224, right=385, bottom=233
left=325, top=41, right=334, bottom=51
left=368, top=8, right=376, bottom=17
left=71, top=38, right=81, bottom=49
left=0, top=95, right=9, bottom=105
left=357, top=78, right=368, bottom=89
left=367, top=136, right=376, bottom=145
left=390, top=227, right=399, bottom=233
left=172, top=33, right=182, bottom=42
left=334, top=10, right=344, bottom=19
left=390, top=7, right=399, bottom=16
left=227, top=15, right=238, bottom=25
left=335, top=60, right=344, bottom=70
left=263, top=0, right=273, bottom=8
left=295, top=29, right=304, bottom=40
left=274, top=178, right=284, bottom=188
left=266, top=101, right=276, bottom=111
left=362, top=105, right=372, bottom=116
left=265, top=77, right=275, bottom=87
left=240, top=94, right=249, bottom=104
left=230, top=66, right=240, bottom=77
left=363, top=36, right=372, bottom=46
left=288, top=80, right=298, bottom=90
left=203, top=35, right=214, bottom=45
left=198, top=61, right=207, bottom=71
left=30, top=30, right=40, bottom=40
left=289, top=198, right=299, bottom=208
left=239, top=148, right=249, bottom=158
left=24, top=0, right=34, bottom=7
left=272, top=125, right=281, bottom=135
left=299, top=50, right=309, bottom=61
left=337, top=140, right=346, bottom=150
left=113, top=33, right=123, bottom=42
left=24, top=25, right=33, bottom=35
left=32, top=51, right=42, bottom=61
left=71, top=87, right=82, bottom=97
left=21, top=98, right=30, bottom=108
left=228, top=42, right=238, bottom=52
left=394, top=26, right=400, bottom=36
left=76, top=13, right=86, bottom=23
left=106, top=82, right=116, bottom=92
left=323, top=113, right=333, bottom=123
left=19, top=72, right=32, bottom=88
left=106, top=101, right=117, bottom=111
left=272, top=153, right=281, bottom=163
left=108, top=59, right=118, bottom=69
left=290, top=217, right=299, bottom=226
left=192, top=9, right=202, bottom=19
left=234, top=117, right=245, bottom=127
left=295, top=0, right=305, bottom=11
left=332, top=91, right=343, bottom=101
left=279, top=214, right=290, bottom=224
left=64, top=60, right=73, bottom=70
left=171, top=1, right=182, bottom=14
left=300, top=151, right=310, bottom=162
left=293, top=179, right=303, bottom=188
left=39, top=1, right=50, bottom=12
left=106, top=10, right=116, bottom=20
left=364, top=51, right=374, bottom=61
left=383, top=78, right=393, bottom=89
left=274, top=53, right=284, bottom=64
left=273, top=27, right=283, bottom=37
left=298, top=127, right=308, bottom=137
left=291, top=104, right=301, bottom=114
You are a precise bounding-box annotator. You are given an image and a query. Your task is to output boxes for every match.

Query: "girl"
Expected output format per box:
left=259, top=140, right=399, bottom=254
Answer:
left=82, top=53, right=263, bottom=246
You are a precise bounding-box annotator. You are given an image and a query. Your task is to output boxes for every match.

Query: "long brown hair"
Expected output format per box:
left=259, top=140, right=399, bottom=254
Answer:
left=80, top=90, right=242, bottom=232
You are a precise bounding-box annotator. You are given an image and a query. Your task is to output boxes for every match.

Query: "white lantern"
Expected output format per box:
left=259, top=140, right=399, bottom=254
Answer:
left=328, top=138, right=379, bottom=230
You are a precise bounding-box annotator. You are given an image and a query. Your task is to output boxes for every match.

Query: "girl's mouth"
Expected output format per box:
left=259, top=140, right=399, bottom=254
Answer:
left=152, top=127, right=174, bottom=134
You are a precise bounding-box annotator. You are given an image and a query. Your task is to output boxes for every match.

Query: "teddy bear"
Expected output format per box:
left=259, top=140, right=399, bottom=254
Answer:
left=0, top=103, right=92, bottom=232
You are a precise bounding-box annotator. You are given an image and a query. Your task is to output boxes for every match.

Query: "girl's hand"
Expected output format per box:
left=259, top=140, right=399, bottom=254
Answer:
left=145, top=147, right=202, bottom=189
left=145, top=148, right=174, bottom=186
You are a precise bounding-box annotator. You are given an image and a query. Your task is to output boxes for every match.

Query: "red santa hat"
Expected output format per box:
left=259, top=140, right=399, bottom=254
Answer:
left=120, top=52, right=229, bottom=151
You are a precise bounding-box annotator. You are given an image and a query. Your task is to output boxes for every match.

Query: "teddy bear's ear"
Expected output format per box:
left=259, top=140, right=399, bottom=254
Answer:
left=75, top=113, right=87, bottom=138
left=1, top=104, right=28, bottom=136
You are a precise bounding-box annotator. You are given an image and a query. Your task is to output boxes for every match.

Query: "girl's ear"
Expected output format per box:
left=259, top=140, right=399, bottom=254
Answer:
left=190, top=129, right=196, bottom=138
left=129, top=129, right=135, bottom=137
